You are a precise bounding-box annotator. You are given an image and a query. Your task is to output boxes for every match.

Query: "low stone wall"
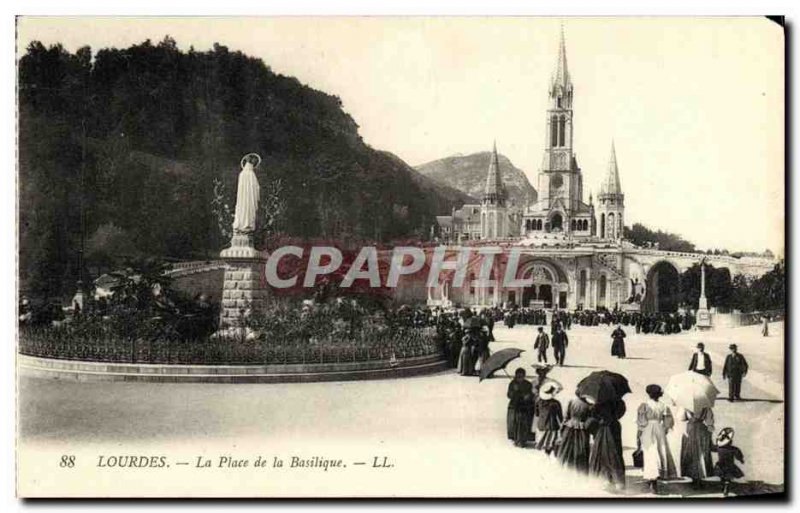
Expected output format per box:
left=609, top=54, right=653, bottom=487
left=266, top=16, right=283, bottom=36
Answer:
left=18, top=353, right=449, bottom=384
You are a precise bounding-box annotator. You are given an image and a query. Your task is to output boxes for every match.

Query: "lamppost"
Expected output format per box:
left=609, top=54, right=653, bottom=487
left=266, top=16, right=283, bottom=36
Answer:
left=696, top=257, right=712, bottom=330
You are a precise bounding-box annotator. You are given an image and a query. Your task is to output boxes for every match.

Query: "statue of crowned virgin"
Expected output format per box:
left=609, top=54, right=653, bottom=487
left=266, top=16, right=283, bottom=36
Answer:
left=233, top=153, right=261, bottom=235
left=221, top=153, right=263, bottom=259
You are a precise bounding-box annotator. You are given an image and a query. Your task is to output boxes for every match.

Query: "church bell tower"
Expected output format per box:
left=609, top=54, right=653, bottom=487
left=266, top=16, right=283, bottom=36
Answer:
left=481, top=142, right=507, bottom=239
left=597, top=141, right=625, bottom=240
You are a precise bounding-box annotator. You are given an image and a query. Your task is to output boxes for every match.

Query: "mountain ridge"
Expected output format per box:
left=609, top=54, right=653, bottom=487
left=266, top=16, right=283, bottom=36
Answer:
left=415, top=151, right=537, bottom=207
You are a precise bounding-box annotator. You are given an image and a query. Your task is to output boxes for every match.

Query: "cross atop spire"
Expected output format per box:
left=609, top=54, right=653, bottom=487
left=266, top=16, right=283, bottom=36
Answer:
left=483, top=141, right=506, bottom=206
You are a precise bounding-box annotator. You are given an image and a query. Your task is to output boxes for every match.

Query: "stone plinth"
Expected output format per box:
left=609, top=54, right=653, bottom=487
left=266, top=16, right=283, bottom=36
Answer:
left=219, top=235, right=268, bottom=330
left=620, top=303, right=641, bottom=313
left=696, top=307, right=712, bottom=330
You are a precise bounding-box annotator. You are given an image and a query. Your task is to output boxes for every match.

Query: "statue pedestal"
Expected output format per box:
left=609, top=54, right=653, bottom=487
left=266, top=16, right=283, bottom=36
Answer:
left=620, top=303, right=641, bottom=313
left=696, top=297, right=712, bottom=330
left=218, top=234, right=268, bottom=334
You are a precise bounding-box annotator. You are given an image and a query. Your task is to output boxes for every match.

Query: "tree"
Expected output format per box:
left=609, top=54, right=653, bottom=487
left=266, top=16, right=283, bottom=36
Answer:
left=680, top=263, right=733, bottom=310
left=730, top=273, right=754, bottom=312
left=19, top=39, right=443, bottom=302
left=623, top=223, right=696, bottom=252
left=86, top=222, right=137, bottom=274
left=750, top=263, right=785, bottom=312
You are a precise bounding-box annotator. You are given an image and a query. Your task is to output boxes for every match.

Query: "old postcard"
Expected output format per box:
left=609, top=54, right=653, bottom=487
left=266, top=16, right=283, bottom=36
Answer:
left=16, top=16, right=785, bottom=498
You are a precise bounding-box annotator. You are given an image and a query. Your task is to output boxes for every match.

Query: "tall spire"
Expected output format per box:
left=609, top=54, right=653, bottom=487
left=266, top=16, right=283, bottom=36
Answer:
left=552, top=24, right=571, bottom=89
left=483, top=141, right=505, bottom=205
left=601, top=140, right=622, bottom=196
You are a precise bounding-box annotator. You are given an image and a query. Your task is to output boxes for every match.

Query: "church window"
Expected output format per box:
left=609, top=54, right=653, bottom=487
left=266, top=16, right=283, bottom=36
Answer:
left=551, top=213, right=563, bottom=232
left=608, top=213, right=615, bottom=239
left=525, top=219, right=531, bottom=231
left=558, top=116, right=566, bottom=147
left=600, top=214, right=606, bottom=238
left=570, top=219, right=576, bottom=231
left=550, top=116, right=558, bottom=147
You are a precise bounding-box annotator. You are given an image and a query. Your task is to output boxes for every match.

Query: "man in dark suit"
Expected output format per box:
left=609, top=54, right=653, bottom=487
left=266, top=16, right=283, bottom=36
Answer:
left=534, top=326, right=550, bottom=363
left=722, top=344, right=748, bottom=401
left=552, top=325, right=568, bottom=366
left=688, top=342, right=712, bottom=376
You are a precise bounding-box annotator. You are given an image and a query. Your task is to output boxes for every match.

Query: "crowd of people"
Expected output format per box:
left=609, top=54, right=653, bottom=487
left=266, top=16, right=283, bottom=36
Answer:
left=391, top=300, right=751, bottom=496
left=396, top=302, right=702, bottom=374
left=570, top=310, right=697, bottom=334
left=504, top=337, right=750, bottom=496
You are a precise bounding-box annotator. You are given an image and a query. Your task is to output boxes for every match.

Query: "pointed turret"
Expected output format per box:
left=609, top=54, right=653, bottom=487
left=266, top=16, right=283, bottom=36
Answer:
left=483, top=141, right=506, bottom=206
left=600, top=141, right=623, bottom=196
left=597, top=141, right=625, bottom=241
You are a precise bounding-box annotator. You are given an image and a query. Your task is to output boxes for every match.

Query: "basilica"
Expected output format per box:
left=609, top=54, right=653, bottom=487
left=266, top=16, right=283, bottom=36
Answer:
left=426, top=30, right=773, bottom=312
left=436, top=30, right=623, bottom=246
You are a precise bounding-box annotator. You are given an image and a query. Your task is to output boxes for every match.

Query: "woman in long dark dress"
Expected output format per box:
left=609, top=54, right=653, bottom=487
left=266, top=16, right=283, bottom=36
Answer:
left=557, top=392, right=593, bottom=473
left=588, top=399, right=627, bottom=490
left=680, top=406, right=714, bottom=484
left=457, top=328, right=478, bottom=376
left=610, top=325, right=627, bottom=358
left=506, top=367, right=535, bottom=447
left=535, top=384, right=564, bottom=455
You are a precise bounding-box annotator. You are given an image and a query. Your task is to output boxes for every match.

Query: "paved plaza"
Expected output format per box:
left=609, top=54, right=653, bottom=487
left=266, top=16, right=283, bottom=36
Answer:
left=18, top=322, right=784, bottom=497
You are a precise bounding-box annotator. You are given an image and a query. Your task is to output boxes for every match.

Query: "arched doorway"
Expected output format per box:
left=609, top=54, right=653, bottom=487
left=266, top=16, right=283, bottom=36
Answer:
left=643, top=261, right=681, bottom=312
left=517, top=260, right=569, bottom=309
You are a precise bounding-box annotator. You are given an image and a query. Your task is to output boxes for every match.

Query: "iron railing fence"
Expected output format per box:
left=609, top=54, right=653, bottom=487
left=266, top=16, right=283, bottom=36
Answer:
left=19, top=326, right=441, bottom=365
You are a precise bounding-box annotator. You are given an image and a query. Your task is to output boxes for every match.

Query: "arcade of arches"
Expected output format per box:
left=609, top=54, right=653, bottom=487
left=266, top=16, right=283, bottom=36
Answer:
left=422, top=251, right=741, bottom=314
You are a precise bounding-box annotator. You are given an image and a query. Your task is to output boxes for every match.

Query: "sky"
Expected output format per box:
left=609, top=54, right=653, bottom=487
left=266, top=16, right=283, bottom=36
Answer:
left=17, top=17, right=785, bottom=255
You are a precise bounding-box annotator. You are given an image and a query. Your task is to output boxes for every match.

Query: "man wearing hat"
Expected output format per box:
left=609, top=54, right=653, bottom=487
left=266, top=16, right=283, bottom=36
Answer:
left=722, top=344, right=749, bottom=402
left=534, top=326, right=550, bottom=363
left=552, top=325, right=568, bottom=366
left=688, top=342, right=712, bottom=376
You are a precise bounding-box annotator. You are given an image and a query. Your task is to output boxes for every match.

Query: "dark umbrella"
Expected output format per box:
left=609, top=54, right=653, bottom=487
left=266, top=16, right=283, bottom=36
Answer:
left=479, top=348, right=525, bottom=381
left=575, top=370, right=631, bottom=404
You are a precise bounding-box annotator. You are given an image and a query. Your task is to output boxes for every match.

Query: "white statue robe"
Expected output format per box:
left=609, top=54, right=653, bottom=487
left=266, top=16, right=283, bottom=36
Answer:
left=232, top=161, right=260, bottom=233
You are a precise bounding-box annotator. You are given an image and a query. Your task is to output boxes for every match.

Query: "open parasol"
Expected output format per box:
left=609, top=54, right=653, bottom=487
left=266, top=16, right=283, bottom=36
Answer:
left=575, top=370, right=631, bottom=404
left=479, top=348, right=525, bottom=381
left=664, top=371, right=720, bottom=413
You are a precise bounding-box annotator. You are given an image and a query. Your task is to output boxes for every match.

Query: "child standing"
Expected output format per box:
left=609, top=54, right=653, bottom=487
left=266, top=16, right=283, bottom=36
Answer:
left=712, top=427, right=745, bottom=497
left=535, top=384, right=564, bottom=456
